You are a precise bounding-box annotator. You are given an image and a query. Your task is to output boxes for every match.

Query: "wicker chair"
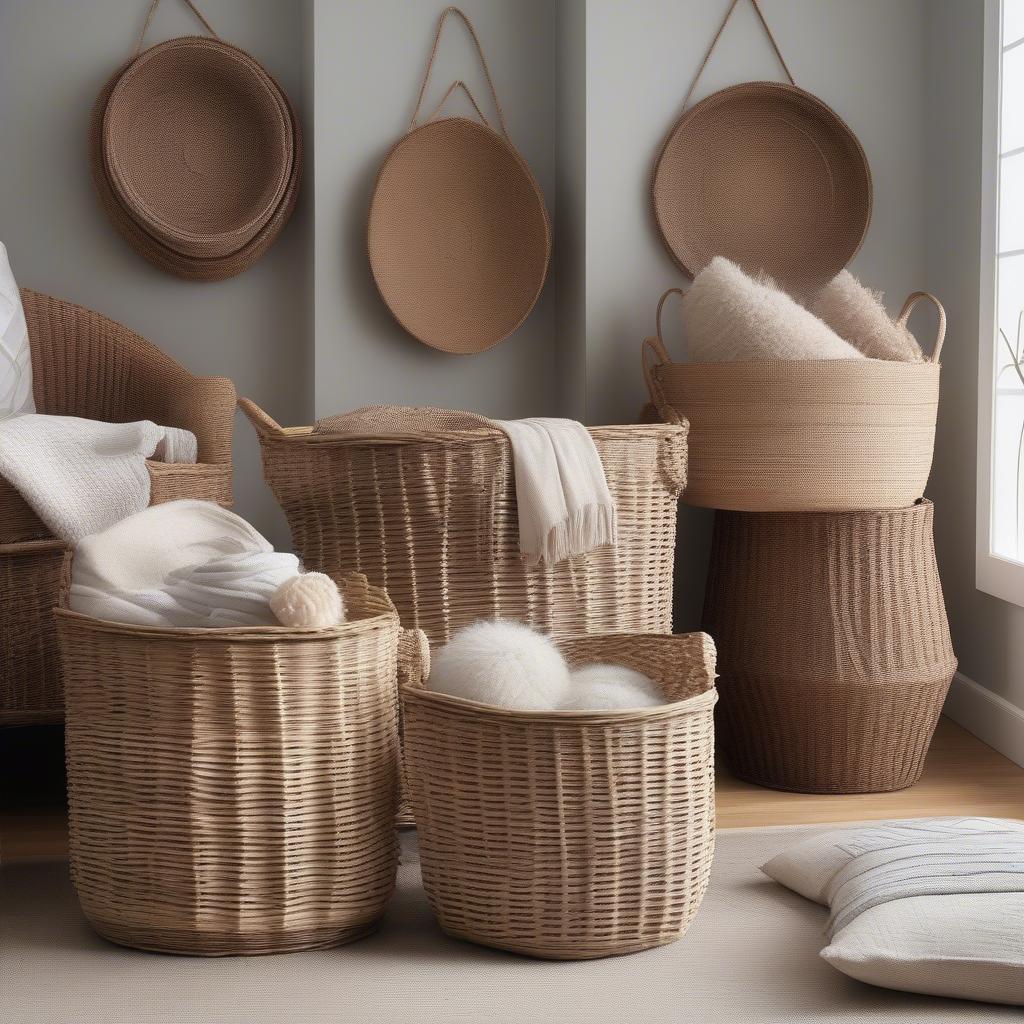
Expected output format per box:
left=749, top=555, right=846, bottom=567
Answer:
left=0, top=289, right=236, bottom=724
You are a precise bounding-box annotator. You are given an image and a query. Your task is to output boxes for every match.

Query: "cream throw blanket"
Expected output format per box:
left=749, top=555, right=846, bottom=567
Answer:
left=315, top=406, right=618, bottom=565
left=0, top=413, right=197, bottom=543
left=70, top=500, right=299, bottom=628
left=492, top=418, right=617, bottom=565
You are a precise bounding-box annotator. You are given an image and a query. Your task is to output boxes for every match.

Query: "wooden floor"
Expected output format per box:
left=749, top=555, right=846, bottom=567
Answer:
left=2, top=716, right=1022, bottom=862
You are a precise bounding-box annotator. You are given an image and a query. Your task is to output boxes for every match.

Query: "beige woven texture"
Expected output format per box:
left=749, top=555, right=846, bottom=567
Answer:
left=0, top=289, right=236, bottom=725
left=652, top=0, right=871, bottom=294
left=367, top=7, right=550, bottom=353
left=402, top=632, right=718, bottom=959
left=90, top=0, right=301, bottom=281
left=241, top=399, right=687, bottom=645
left=57, top=574, right=416, bottom=956
left=643, top=290, right=946, bottom=512
left=703, top=500, right=956, bottom=794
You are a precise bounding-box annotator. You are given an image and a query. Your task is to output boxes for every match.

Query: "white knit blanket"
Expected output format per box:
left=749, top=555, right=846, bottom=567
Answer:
left=70, top=500, right=299, bottom=628
left=0, top=413, right=197, bottom=543
left=492, top=418, right=617, bottom=565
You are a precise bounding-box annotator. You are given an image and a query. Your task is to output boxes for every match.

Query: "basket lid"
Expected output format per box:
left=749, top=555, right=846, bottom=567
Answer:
left=368, top=7, right=550, bottom=354
left=651, top=0, right=871, bottom=294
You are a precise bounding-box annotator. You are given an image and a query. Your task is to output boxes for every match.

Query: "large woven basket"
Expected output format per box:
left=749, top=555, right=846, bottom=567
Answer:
left=58, top=574, right=416, bottom=956
left=703, top=501, right=956, bottom=794
left=240, top=400, right=687, bottom=646
left=402, top=632, right=718, bottom=959
left=643, top=289, right=946, bottom=511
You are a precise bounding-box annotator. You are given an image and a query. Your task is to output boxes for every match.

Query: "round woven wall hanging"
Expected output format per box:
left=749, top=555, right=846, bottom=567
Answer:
left=652, top=0, right=871, bottom=294
left=368, top=7, right=550, bottom=355
left=90, top=0, right=302, bottom=281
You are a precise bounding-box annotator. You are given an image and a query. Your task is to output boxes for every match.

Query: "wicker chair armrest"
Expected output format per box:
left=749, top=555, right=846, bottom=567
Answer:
left=163, top=374, right=236, bottom=465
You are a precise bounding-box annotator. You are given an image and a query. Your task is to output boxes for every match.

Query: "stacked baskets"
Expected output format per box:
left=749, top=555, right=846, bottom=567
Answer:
left=645, top=289, right=957, bottom=794
left=58, top=573, right=420, bottom=955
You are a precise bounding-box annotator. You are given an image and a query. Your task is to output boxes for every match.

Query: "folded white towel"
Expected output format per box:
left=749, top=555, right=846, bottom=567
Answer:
left=492, top=418, right=617, bottom=565
left=70, top=499, right=299, bottom=628
left=0, top=413, right=197, bottom=543
left=682, top=257, right=866, bottom=362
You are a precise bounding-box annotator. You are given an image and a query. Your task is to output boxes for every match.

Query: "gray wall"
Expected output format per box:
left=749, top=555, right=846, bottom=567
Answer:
left=0, top=0, right=311, bottom=549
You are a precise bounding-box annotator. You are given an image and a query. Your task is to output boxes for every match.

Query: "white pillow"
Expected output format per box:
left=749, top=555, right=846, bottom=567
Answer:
left=762, top=817, right=1024, bottom=1006
left=0, top=241, right=34, bottom=418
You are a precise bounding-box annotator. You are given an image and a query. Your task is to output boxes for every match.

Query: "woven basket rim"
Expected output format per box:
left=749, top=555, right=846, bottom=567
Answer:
left=367, top=115, right=551, bottom=355
left=239, top=398, right=686, bottom=445
left=52, top=606, right=398, bottom=643
left=102, top=36, right=293, bottom=252
left=652, top=79, right=872, bottom=289
left=401, top=681, right=717, bottom=724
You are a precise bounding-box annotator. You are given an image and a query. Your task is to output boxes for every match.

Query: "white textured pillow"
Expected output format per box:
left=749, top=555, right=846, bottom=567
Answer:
left=0, top=241, right=34, bottom=418
left=762, top=817, right=1024, bottom=1006
left=680, top=257, right=865, bottom=362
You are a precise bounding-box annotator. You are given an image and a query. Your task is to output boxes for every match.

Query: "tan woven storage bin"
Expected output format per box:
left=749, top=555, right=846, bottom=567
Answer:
left=643, top=289, right=946, bottom=511
left=57, top=574, right=415, bottom=956
left=240, top=400, right=687, bottom=645
left=703, top=501, right=956, bottom=794
left=402, top=632, right=718, bottom=959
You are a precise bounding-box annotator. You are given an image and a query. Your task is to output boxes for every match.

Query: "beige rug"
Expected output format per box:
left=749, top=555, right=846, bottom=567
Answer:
left=2, top=824, right=1017, bottom=1023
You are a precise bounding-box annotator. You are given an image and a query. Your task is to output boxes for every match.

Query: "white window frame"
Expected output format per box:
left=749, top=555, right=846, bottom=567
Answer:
left=978, top=0, right=1024, bottom=607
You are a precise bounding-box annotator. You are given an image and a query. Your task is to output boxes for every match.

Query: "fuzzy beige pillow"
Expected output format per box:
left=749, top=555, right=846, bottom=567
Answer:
left=809, top=270, right=924, bottom=362
left=680, top=258, right=865, bottom=362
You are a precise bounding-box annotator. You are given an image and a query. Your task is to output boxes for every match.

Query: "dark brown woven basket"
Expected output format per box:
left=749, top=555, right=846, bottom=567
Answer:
left=703, top=501, right=956, bottom=794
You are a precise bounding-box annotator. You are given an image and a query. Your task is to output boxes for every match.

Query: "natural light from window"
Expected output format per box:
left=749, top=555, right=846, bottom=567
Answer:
left=994, top=0, right=1024, bottom=564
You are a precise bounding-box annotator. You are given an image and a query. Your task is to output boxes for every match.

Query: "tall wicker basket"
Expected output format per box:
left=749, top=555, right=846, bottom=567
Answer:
left=240, top=399, right=688, bottom=645
left=57, top=574, right=419, bottom=956
left=703, top=501, right=956, bottom=794
left=402, top=632, right=718, bottom=959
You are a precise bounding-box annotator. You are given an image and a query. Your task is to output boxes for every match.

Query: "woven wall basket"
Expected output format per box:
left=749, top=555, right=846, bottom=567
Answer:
left=90, top=0, right=301, bottom=281
left=702, top=501, right=956, bottom=795
left=58, top=574, right=418, bottom=956
left=651, top=0, right=871, bottom=294
left=403, top=632, right=718, bottom=959
left=643, top=289, right=946, bottom=511
left=240, top=399, right=687, bottom=647
left=367, top=7, right=550, bottom=353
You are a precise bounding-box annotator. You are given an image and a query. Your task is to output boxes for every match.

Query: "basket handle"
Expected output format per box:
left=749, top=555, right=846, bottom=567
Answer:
left=642, top=287, right=687, bottom=424
left=897, top=291, right=947, bottom=363
left=133, top=0, right=220, bottom=58
left=409, top=6, right=510, bottom=140
left=397, top=628, right=431, bottom=691
left=237, top=397, right=285, bottom=438
left=681, top=0, right=795, bottom=110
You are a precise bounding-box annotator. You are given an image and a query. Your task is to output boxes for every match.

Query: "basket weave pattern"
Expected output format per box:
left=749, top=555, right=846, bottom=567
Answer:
left=58, top=574, right=410, bottom=956
left=703, top=501, right=956, bottom=794
left=402, top=633, right=717, bottom=959
left=0, top=290, right=236, bottom=724
left=241, top=401, right=687, bottom=647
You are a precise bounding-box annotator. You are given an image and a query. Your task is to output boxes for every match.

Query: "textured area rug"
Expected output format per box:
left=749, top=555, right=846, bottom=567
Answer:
left=2, top=823, right=1017, bottom=1023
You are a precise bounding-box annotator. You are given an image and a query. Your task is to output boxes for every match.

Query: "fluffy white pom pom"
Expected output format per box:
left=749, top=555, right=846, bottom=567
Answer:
left=428, top=620, right=570, bottom=711
left=560, top=663, right=664, bottom=710
left=270, top=572, right=345, bottom=628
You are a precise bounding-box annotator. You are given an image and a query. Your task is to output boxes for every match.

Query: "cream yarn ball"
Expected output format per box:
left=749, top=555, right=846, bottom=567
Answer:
left=270, top=572, right=345, bottom=628
left=428, top=620, right=571, bottom=711
left=561, top=664, right=664, bottom=711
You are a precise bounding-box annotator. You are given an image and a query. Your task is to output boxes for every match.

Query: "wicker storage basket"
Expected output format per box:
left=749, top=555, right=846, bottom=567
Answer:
left=57, top=574, right=416, bottom=956
left=642, top=289, right=946, bottom=511
left=703, top=500, right=956, bottom=794
left=402, top=632, right=718, bottom=959
left=239, top=400, right=688, bottom=647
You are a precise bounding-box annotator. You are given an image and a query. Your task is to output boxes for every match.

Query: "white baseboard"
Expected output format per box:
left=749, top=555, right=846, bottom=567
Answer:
left=944, top=671, right=1024, bottom=768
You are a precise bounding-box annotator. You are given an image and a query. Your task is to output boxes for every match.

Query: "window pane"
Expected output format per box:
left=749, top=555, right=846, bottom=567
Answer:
left=1003, top=46, right=1024, bottom=152
left=999, top=152, right=1024, bottom=252
left=994, top=255, right=1024, bottom=562
left=1005, top=0, right=1024, bottom=48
